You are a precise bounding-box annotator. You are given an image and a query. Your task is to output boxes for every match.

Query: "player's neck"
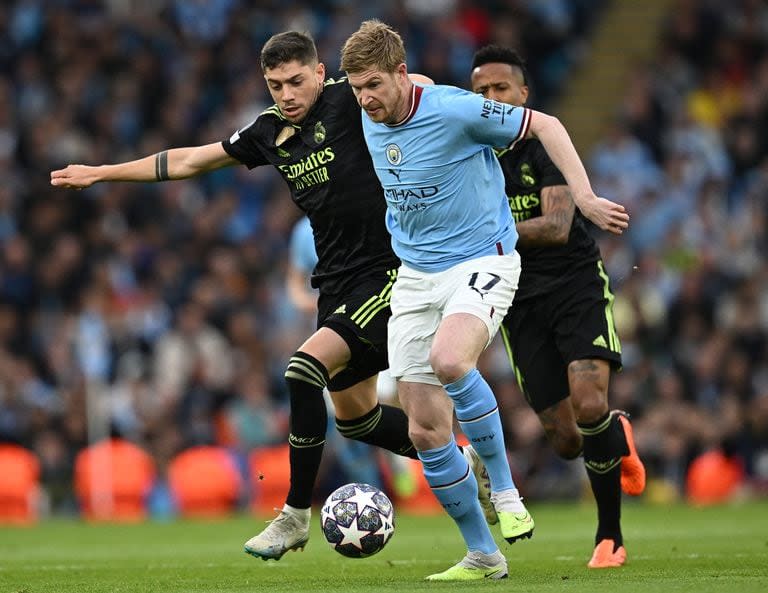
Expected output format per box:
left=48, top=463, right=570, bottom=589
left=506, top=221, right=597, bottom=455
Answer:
left=392, top=81, right=415, bottom=125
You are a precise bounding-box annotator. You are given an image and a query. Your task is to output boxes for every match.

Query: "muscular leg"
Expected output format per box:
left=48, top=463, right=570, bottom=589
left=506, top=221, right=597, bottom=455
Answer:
left=399, top=380, right=498, bottom=555
left=568, top=358, right=627, bottom=548
left=569, top=359, right=610, bottom=424
left=244, top=327, right=351, bottom=560
left=536, top=398, right=582, bottom=460
left=431, top=313, right=532, bottom=543
left=431, top=313, right=515, bottom=494
left=283, top=327, right=350, bottom=509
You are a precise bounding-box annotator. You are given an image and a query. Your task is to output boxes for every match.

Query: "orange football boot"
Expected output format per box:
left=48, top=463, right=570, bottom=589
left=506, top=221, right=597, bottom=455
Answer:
left=613, top=411, right=646, bottom=496
left=588, top=539, right=626, bottom=569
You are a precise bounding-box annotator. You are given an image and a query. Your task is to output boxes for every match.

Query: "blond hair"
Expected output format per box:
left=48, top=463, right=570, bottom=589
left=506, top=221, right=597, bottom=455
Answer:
left=340, top=20, right=406, bottom=74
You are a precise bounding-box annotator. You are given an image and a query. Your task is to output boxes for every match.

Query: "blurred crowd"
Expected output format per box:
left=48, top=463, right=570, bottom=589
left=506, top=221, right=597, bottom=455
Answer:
left=494, top=0, right=768, bottom=504
left=0, top=0, right=765, bottom=518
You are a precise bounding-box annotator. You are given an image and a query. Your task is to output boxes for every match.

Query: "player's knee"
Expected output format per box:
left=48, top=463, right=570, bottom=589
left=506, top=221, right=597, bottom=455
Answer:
left=571, top=386, right=609, bottom=424
left=285, top=350, right=330, bottom=389
left=407, top=423, right=447, bottom=452
left=428, top=351, right=470, bottom=385
left=407, top=426, right=430, bottom=451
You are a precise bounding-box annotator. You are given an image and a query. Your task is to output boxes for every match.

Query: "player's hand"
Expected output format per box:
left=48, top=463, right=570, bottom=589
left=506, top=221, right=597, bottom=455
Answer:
left=577, top=195, right=629, bottom=235
left=50, top=165, right=101, bottom=189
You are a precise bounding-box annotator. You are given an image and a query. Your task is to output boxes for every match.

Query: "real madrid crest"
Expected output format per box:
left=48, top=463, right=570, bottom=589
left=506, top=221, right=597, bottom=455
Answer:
left=520, top=163, right=536, bottom=187
left=314, top=121, right=326, bottom=144
left=386, top=143, right=402, bottom=166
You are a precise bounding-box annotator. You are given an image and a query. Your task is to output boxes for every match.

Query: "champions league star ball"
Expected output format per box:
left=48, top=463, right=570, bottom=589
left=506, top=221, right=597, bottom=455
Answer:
left=320, top=482, right=395, bottom=558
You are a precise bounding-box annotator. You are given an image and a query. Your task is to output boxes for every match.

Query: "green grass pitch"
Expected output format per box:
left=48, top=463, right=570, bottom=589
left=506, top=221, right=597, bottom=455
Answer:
left=1, top=501, right=766, bottom=593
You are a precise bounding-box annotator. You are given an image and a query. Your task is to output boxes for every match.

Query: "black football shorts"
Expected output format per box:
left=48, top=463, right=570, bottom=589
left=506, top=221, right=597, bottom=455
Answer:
left=500, top=260, right=622, bottom=413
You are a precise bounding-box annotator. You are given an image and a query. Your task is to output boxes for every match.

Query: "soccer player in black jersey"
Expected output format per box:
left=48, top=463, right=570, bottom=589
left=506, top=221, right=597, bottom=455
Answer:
left=470, top=45, right=646, bottom=569
left=50, top=31, right=495, bottom=561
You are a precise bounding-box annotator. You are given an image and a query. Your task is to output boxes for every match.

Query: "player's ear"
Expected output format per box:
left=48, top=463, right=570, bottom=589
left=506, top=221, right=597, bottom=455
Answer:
left=396, top=63, right=409, bottom=83
left=520, top=84, right=530, bottom=105
left=315, top=62, right=326, bottom=82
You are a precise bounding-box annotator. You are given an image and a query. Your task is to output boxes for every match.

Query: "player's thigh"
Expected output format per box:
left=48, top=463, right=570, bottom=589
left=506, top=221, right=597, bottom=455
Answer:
left=431, top=313, right=490, bottom=379
left=329, top=375, right=379, bottom=421
left=296, top=327, right=352, bottom=376
left=316, top=270, right=396, bottom=388
left=387, top=265, right=442, bottom=381
left=442, top=252, right=521, bottom=350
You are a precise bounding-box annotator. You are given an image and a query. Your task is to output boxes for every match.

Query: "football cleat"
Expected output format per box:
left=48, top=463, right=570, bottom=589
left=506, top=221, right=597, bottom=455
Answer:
left=244, top=510, right=310, bottom=560
left=497, top=509, right=535, bottom=543
left=491, top=489, right=534, bottom=543
left=613, top=411, right=646, bottom=496
left=588, top=538, right=626, bottom=568
left=425, top=550, right=508, bottom=581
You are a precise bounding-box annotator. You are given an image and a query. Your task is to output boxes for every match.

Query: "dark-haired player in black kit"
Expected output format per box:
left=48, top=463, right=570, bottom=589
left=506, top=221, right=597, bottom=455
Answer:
left=470, top=45, right=646, bottom=569
left=51, top=31, right=492, bottom=561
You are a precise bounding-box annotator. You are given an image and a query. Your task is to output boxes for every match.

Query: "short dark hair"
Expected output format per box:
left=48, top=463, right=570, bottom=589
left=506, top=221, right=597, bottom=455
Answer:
left=260, top=31, right=318, bottom=71
left=471, top=45, right=529, bottom=86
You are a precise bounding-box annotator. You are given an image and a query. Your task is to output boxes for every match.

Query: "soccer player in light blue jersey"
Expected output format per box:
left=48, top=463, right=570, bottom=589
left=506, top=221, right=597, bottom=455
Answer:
left=341, top=20, right=629, bottom=582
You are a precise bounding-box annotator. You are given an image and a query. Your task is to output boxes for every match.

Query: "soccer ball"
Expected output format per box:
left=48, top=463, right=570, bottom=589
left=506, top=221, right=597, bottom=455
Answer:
left=320, top=482, right=395, bottom=558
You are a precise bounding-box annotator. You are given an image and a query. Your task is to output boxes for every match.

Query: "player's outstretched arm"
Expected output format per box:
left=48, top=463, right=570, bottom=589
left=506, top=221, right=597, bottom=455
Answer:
left=526, top=112, right=629, bottom=235
left=50, top=142, right=237, bottom=189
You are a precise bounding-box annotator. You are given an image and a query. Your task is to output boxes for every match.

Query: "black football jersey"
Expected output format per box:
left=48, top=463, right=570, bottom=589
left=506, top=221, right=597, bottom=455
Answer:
left=222, top=77, right=398, bottom=295
left=497, top=139, right=600, bottom=301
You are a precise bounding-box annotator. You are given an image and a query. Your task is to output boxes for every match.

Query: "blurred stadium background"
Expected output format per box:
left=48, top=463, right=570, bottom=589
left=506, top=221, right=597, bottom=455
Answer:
left=0, top=0, right=767, bottom=523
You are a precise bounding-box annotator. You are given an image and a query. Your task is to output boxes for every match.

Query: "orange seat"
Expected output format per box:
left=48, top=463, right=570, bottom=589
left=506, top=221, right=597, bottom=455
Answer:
left=0, top=444, right=40, bottom=525
left=74, top=438, right=156, bottom=522
left=168, top=446, right=242, bottom=517
left=248, top=444, right=291, bottom=515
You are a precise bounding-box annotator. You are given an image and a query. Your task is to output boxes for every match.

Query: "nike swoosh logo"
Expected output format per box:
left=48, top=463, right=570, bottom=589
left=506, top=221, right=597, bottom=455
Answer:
left=484, top=568, right=506, bottom=578
left=514, top=512, right=533, bottom=523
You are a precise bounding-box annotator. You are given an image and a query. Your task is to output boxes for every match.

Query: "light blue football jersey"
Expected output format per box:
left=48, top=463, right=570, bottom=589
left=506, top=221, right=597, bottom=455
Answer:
left=361, top=84, right=531, bottom=272
left=289, top=216, right=318, bottom=274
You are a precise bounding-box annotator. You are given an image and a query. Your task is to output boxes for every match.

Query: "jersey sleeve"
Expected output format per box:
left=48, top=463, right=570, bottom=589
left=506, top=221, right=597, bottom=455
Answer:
left=221, top=117, right=270, bottom=169
left=451, top=91, right=531, bottom=149
left=532, top=141, right=566, bottom=188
